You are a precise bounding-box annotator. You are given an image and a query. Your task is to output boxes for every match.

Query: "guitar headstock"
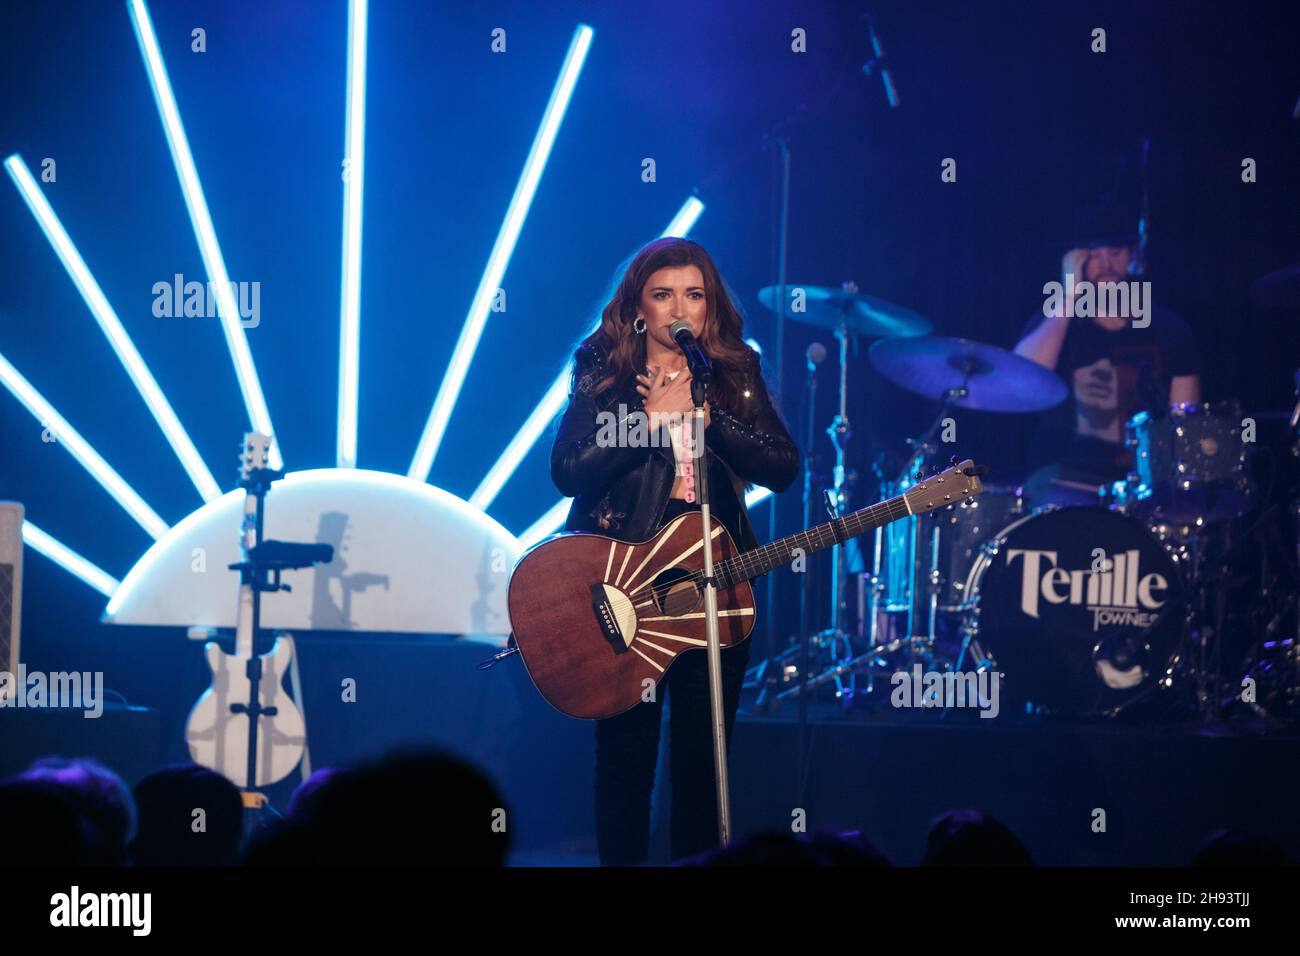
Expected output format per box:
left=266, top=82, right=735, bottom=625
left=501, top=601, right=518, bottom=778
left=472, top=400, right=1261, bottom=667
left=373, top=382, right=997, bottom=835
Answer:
left=904, top=459, right=984, bottom=515
left=240, top=432, right=272, bottom=480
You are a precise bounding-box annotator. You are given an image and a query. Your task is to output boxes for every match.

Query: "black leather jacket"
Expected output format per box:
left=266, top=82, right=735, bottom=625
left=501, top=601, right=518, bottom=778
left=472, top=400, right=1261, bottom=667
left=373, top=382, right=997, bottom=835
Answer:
left=550, top=344, right=800, bottom=552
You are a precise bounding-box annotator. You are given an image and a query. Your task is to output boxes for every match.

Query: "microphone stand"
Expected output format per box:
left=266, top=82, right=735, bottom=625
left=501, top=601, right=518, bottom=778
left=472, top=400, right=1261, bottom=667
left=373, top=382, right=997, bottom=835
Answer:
left=689, top=371, right=732, bottom=848
left=763, top=135, right=791, bottom=713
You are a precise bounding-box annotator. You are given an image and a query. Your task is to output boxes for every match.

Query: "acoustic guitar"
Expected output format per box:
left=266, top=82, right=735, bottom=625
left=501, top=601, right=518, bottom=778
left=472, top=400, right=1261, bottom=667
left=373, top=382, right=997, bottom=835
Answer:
left=508, top=459, right=984, bottom=719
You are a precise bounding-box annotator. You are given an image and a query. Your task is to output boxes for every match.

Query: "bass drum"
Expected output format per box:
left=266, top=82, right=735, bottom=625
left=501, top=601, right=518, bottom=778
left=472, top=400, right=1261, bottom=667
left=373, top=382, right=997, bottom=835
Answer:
left=962, top=507, right=1184, bottom=717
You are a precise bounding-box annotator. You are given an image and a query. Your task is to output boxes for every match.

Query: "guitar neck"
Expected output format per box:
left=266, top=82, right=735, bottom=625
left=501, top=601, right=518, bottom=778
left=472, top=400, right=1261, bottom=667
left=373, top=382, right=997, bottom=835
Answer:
left=716, top=493, right=913, bottom=587
left=232, top=431, right=272, bottom=660
left=232, top=491, right=258, bottom=660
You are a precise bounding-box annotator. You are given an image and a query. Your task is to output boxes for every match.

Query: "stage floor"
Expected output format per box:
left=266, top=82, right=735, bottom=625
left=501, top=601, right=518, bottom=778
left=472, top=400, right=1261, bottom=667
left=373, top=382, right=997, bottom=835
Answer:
left=720, top=704, right=1300, bottom=866
left=504, top=706, right=1300, bottom=866
left=5, top=650, right=1295, bottom=867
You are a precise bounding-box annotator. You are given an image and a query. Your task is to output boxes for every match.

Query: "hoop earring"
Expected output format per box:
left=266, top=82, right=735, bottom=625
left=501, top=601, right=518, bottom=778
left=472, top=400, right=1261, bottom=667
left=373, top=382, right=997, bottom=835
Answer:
left=632, top=316, right=647, bottom=334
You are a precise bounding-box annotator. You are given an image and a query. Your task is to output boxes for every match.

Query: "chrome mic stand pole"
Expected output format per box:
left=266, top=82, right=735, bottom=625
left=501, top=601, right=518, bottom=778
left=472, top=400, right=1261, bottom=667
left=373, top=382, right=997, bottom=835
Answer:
left=691, top=375, right=731, bottom=847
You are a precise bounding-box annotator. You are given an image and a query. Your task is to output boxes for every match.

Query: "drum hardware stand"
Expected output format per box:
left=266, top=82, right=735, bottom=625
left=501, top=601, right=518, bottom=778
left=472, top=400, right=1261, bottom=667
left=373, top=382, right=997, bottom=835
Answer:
left=748, top=285, right=934, bottom=715
left=765, top=291, right=863, bottom=710
left=1229, top=382, right=1300, bottom=722
left=788, top=453, right=996, bottom=707
left=951, top=529, right=1000, bottom=681
left=779, top=637, right=901, bottom=699
left=791, top=386, right=978, bottom=702
left=896, top=384, right=970, bottom=668
left=951, top=619, right=995, bottom=677
left=816, top=292, right=861, bottom=704
left=1235, top=535, right=1295, bottom=724
left=906, top=358, right=997, bottom=677
left=753, top=343, right=822, bottom=713
left=861, top=453, right=892, bottom=701
left=783, top=384, right=976, bottom=702
left=1231, top=383, right=1300, bottom=722
left=1177, top=523, right=1232, bottom=723
left=773, top=490, right=863, bottom=706
left=1205, top=533, right=1229, bottom=723
left=1116, top=519, right=1232, bottom=724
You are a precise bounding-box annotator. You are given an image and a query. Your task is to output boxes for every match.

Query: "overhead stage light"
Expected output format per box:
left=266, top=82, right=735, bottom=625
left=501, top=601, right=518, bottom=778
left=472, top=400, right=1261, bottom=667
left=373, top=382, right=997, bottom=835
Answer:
left=128, top=0, right=283, bottom=470
left=4, top=154, right=221, bottom=502
left=0, top=350, right=169, bottom=540
left=409, top=24, right=595, bottom=483
left=23, top=522, right=121, bottom=598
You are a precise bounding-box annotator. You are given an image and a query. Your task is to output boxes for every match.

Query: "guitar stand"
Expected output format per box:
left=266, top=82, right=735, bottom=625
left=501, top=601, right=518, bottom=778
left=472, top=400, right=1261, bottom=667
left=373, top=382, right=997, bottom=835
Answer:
left=229, top=465, right=332, bottom=822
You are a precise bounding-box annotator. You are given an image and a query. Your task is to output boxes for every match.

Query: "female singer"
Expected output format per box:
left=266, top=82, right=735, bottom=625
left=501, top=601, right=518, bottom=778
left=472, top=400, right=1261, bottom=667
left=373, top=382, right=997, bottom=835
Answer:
left=550, top=237, right=799, bottom=865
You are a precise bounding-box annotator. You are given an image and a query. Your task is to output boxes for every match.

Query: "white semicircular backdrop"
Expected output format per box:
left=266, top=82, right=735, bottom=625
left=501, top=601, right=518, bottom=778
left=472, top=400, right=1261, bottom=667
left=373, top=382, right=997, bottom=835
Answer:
left=104, top=469, right=521, bottom=642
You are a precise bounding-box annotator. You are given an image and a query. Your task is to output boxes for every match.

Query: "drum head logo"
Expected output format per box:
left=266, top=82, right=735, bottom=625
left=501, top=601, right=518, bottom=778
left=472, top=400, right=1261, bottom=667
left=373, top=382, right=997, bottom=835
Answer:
left=1005, top=547, right=1169, bottom=632
left=969, top=508, right=1183, bottom=713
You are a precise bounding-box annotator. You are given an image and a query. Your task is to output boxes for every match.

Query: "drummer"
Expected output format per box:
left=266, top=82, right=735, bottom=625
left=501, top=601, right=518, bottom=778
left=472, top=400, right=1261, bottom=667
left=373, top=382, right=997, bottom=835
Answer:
left=1013, top=195, right=1201, bottom=506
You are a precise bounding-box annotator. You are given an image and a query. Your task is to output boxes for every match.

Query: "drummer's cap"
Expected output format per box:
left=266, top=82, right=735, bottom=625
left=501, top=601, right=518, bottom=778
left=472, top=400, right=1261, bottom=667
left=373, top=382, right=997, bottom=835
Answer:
left=1053, top=192, right=1139, bottom=251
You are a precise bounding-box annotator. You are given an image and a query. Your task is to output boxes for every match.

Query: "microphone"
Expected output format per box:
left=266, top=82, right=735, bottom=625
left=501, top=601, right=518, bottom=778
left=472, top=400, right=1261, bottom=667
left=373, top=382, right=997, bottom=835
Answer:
left=806, top=341, right=827, bottom=371
left=862, top=15, right=899, bottom=109
left=669, top=319, right=713, bottom=381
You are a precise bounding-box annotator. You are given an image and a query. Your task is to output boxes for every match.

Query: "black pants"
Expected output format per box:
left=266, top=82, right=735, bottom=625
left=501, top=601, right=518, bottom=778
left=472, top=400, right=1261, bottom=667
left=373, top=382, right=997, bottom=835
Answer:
left=594, top=499, right=751, bottom=866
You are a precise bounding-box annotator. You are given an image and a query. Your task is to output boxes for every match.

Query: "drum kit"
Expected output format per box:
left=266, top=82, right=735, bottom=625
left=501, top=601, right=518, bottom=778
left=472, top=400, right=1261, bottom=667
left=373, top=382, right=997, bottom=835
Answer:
left=745, top=282, right=1300, bottom=724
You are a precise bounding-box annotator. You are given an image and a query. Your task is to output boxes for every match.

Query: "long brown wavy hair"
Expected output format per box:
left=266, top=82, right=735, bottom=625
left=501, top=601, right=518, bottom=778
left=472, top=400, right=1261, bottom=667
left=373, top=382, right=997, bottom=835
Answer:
left=575, top=237, right=757, bottom=420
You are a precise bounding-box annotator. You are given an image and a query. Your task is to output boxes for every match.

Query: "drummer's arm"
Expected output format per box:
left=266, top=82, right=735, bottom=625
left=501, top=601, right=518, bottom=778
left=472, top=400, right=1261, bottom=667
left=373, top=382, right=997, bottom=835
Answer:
left=1014, top=312, right=1071, bottom=372
left=1016, top=248, right=1086, bottom=371
left=1170, top=375, right=1201, bottom=404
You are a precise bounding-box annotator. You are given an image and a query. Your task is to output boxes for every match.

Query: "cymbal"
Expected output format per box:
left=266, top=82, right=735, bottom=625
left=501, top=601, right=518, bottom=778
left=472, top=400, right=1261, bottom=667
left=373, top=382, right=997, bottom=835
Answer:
left=757, top=284, right=932, bottom=338
left=1250, top=264, right=1300, bottom=309
left=869, top=336, right=1068, bottom=412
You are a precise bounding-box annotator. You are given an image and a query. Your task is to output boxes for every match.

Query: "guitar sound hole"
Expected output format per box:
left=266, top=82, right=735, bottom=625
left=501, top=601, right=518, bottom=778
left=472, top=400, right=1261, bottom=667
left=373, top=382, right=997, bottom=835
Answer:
left=652, top=567, right=701, bottom=616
